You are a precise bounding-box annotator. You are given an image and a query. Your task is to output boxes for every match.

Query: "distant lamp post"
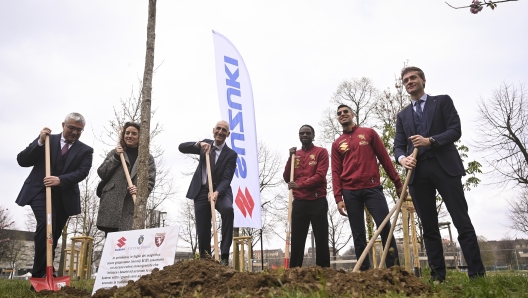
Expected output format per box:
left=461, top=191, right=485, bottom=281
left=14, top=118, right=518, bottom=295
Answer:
left=160, top=212, right=167, bottom=227
left=439, top=221, right=457, bottom=269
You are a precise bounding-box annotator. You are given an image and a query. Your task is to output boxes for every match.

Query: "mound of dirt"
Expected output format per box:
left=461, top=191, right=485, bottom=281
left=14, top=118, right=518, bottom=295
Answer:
left=87, top=258, right=431, bottom=297
left=37, top=286, right=92, bottom=297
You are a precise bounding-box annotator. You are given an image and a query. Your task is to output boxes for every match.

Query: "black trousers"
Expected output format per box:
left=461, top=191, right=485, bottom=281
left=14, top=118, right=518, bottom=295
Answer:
left=194, top=186, right=234, bottom=260
left=343, top=186, right=400, bottom=271
left=30, top=190, right=69, bottom=278
left=410, top=157, right=485, bottom=280
left=290, top=197, right=330, bottom=268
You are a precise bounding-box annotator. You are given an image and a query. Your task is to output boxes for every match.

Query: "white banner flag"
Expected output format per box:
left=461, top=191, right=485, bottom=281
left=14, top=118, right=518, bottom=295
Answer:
left=212, top=30, right=261, bottom=229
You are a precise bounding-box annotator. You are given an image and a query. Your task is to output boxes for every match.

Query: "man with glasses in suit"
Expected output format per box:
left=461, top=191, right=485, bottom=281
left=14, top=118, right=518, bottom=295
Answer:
left=16, top=112, right=93, bottom=289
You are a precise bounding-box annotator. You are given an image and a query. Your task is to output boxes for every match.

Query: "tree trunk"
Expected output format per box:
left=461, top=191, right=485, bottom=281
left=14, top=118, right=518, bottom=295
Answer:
left=133, top=0, right=157, bottom=230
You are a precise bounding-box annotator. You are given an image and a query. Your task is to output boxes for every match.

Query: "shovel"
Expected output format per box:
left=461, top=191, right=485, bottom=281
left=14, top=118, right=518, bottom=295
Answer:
left=119, top=152, right=137, bottom=204
left=283, top=152, right=295, bottom=269
left=205, top=147, right=220, bottom=261
left=30, top=135, right=71, bottom=291
left=353, top=147, right=418, bottom=272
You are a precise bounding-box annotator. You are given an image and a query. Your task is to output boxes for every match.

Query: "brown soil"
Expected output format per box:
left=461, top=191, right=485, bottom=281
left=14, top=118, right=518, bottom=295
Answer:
left=37, top=286, right=92, bottom=297
left=40, top=258, right=431, bottom=297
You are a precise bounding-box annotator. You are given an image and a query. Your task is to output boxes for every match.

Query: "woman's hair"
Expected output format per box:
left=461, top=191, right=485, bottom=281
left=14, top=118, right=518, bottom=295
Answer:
left=119, top=122, right=141, bottom=150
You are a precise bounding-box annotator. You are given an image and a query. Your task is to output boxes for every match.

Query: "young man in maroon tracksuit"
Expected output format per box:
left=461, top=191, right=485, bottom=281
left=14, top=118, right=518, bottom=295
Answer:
left=332, top=104, right=403, bottom=270
left=283, top=124, right=330, bottom=268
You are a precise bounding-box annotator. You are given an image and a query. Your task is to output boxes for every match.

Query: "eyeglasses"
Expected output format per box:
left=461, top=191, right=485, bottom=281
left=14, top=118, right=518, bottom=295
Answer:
left=337, top=109, right=350, bottom=116
left=66, top=125, right=84, bottom=133
left=298, top=132, right=312, bottom=136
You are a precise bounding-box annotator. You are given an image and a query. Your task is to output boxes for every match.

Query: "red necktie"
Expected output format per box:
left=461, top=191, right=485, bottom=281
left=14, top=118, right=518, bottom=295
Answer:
left=61, top=142, right=70, bottom=155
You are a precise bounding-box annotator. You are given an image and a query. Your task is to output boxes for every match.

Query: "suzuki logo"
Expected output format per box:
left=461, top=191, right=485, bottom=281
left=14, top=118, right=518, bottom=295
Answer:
left=235, top=187, right=254, bottom=218
left=117, top=237, right=127, bottom=248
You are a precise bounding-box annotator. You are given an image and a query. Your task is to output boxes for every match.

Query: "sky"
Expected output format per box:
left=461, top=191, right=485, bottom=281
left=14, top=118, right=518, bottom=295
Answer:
left=1, top=0, right=528, bottom=251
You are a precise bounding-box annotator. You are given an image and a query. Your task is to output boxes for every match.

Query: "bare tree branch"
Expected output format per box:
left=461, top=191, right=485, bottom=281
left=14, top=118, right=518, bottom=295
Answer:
left=241, top=142, right=285, bottom=254
left=445, top=0, right=517, bottom=10
left=330, top=77, right=379, bottom=128
left=475, top=83, right=528, bottom=187
left=175, top=198, right=199, bottom=255
left=507, top=187, right=528, bottom=236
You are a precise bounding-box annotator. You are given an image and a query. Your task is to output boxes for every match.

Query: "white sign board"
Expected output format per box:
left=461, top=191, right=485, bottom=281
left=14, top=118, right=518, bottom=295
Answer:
left=92, top=225, right=180, bottom=295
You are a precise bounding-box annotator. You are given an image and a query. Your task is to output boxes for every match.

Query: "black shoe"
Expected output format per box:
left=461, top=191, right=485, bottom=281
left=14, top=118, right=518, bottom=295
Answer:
left=220, top=259, right=229, bottom=266
left=469, top=273, right=486, bottom=280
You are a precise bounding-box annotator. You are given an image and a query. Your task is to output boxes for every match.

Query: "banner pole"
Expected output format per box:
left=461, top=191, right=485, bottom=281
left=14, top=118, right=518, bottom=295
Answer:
left=284, top=152, right=295, bottom=268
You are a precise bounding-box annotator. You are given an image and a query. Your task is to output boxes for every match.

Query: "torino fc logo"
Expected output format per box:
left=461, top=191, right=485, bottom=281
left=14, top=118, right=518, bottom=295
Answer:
left=235, top=187, right=254, bottom=218
left=155, top=233, right=166, bottom=247
left=339, top=142, right=349, bottom=153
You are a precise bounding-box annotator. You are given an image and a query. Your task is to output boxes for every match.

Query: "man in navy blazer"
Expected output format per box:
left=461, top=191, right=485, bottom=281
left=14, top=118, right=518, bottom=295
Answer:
left=179, top=120, right=237, bottom=264
left=16, top=112, right=93, bottom=280
left=394, top=67, right=485, bottom=282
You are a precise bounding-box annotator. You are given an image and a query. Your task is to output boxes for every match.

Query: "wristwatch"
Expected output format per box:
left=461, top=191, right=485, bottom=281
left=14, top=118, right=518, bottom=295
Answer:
left=429, top=137, right=436, bottom=146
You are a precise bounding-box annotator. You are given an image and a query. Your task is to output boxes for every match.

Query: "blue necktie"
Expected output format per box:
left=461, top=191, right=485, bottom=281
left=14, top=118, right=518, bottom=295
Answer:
left=415, top=99, right=424, bottom=119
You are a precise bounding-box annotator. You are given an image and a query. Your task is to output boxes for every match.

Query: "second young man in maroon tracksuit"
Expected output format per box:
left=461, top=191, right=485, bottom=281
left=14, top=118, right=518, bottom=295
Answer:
left=332, top=104, right=403, bottom=270
left=283, top=124, right=330, bottom=268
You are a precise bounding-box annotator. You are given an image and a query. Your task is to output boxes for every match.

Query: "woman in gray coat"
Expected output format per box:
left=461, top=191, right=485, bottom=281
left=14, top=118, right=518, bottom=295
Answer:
left=96, top=122, right=156, bottom=235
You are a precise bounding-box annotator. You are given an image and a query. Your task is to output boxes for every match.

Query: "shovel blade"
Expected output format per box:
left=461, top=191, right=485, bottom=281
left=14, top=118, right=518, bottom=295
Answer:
left=50, top=275, right=70, bottom=291
left=30, top=277, right=50, bottom=292
left=30, top=275, right=70, bottom=292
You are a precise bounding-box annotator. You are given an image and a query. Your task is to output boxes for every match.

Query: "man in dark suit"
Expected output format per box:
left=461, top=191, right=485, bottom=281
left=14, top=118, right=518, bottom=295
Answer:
left=16, top=112, right=93, bottom=281
left=179, top=120, right=237, bottom=264
left=394, top=66, right=485, bottom=281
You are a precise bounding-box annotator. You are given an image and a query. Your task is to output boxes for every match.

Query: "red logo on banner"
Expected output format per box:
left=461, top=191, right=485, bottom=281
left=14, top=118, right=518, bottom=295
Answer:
left=155, top=233, right=166, bottom=247
left=117, top=237, right=127, bottom=248
left=235, top=187, right=255, bottom=218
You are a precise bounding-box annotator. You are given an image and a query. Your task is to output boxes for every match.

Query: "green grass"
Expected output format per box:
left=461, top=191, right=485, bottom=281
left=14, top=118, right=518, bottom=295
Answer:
left=0, top=279, right=93, bottom=298
left=427, top=270, right=528, bottom=298
left=1, top=271, right=527, bottom=297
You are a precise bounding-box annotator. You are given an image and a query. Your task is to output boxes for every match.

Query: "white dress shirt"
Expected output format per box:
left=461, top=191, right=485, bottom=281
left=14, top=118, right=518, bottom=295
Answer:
left=397, top=94, right=428, bottom=164
left=38, top=133, right=74, bottom=150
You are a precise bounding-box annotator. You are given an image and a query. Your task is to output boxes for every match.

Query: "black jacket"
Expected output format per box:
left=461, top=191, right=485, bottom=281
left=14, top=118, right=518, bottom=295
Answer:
left=179, top=139, right=237, bottom=200
left=394, top=94, right=465, bottom=184
left=16, top=133, right=93, bottom=216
